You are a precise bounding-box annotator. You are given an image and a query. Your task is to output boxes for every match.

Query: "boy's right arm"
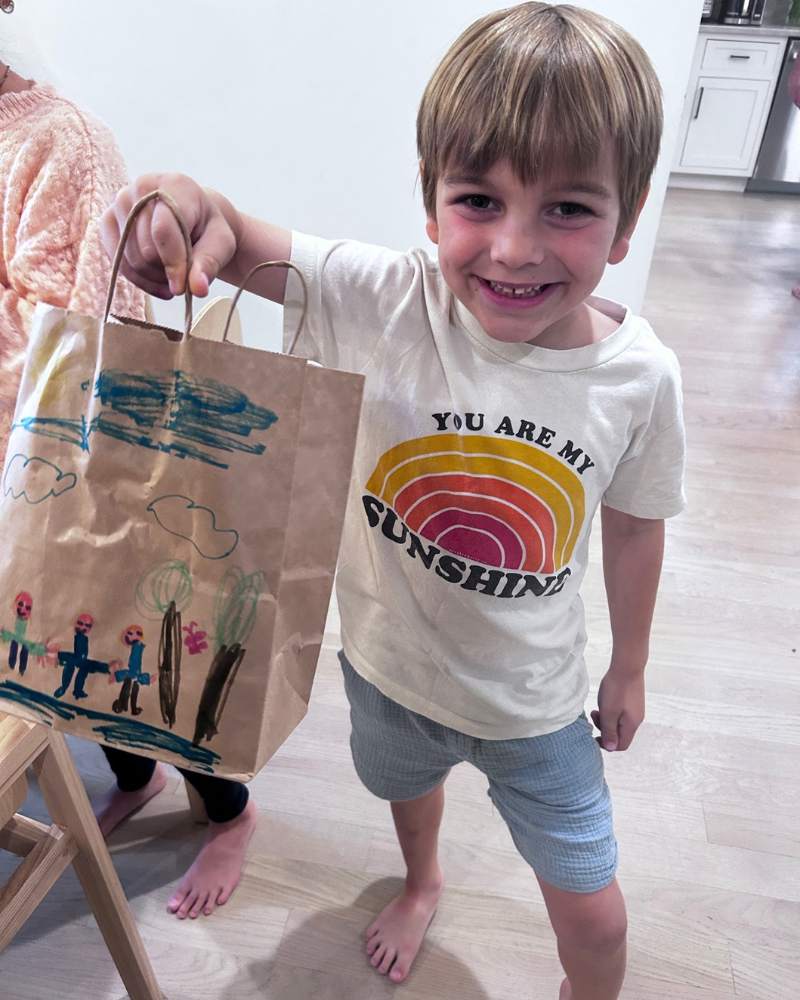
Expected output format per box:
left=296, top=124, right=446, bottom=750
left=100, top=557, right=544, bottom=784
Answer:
left=100, top=173, right=291, bottom=304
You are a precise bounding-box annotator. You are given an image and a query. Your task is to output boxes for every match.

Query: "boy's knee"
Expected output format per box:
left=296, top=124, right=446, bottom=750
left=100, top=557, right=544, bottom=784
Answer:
left=557, top=906, right=627, bottom=957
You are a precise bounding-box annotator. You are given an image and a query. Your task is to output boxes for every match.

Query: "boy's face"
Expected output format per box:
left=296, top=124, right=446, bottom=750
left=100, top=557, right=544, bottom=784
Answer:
left=426, top=144, right=641, bottom=349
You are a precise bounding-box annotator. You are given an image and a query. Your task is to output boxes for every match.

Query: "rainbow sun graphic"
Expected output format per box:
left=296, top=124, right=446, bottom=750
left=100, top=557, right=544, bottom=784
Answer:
left=365, top=434, right=586, bottom=573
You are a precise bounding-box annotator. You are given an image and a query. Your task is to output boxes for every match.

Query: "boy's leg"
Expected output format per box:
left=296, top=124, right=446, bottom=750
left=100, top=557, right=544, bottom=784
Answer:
left=166, top=769, right=255, bottom=920
left=537, top=876, right=627, bottom=1000
left=366, top=782, right=445, bottom=983
left=94, top=744, right=168, bottom=836
left=475, top=714, right=621, bottom=999
left=339, top=651, right=461, bottom=983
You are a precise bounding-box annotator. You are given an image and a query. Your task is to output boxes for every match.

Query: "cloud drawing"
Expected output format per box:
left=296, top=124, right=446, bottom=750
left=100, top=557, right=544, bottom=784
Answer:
left=147, top=495, right=239, bottom=560
left=3, top=454, right=77, bottom=505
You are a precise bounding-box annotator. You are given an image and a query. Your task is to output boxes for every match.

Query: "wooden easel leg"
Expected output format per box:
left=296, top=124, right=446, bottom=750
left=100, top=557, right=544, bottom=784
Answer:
left=184, top=779, right=209, bottom=825
left=32, top=731, right=163, bottom=1000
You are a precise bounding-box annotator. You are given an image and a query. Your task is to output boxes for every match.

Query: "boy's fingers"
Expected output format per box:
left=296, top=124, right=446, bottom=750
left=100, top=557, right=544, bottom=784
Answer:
left=150, top=199, right=193, bottom=295
left=616, top=713, right=638, bottom=752
left=186, top=210, right=237, bottom=296
left=116, top=259, right=172, bottom=299
left=592, top=710, right=619, bottom=751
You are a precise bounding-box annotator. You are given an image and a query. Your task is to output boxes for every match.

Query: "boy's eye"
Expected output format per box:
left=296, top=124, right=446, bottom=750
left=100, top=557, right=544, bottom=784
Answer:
left=553, top=202, right=592, bottom=218
left=458, top=194, right=495, bottom=211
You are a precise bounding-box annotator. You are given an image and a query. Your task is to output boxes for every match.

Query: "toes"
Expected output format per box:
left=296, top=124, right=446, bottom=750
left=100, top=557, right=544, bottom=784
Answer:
left=366, top=935, right=382, bottom=957
left=370, top=943, right=387, bottom=969
left=204, top=887, right=222, bottom=916
left=176, top=890, right=200, bottom=919
left=189, top=891, right=210, bottom=919
left=365, top=920, right=380, bottom=940
left=390, top=960, right=409, bottom=983
left=166, top=884, right=190, bottom=914
left=378, top=947, right=398, bottom=976
left=216, top=883, right=234, bottom=907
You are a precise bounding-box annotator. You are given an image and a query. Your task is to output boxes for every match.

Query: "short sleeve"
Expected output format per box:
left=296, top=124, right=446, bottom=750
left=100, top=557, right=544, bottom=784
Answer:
left=283, top=232, right=420, bottom=372
left=603, top=360, right=686, bottom=519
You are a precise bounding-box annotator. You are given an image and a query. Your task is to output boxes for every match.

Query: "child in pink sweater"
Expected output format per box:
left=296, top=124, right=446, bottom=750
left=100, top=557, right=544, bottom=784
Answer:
left=0, top=64, right=145, bottom=444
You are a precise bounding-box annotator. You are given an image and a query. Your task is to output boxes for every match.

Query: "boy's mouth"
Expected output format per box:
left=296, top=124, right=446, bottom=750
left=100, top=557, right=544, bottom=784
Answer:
left=476, top=276, right=558, bottom=306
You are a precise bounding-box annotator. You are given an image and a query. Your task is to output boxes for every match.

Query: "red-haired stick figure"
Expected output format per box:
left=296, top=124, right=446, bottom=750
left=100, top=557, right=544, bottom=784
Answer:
left=54, top=613, right=110, bottom=699
left=1, top=592, right=44, bottom=675
left=111, top=624, right=150, bottom=716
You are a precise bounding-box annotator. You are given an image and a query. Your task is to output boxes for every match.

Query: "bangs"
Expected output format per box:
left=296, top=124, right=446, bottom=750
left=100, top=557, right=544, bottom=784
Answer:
left=433, top=60, right=609, bottom=189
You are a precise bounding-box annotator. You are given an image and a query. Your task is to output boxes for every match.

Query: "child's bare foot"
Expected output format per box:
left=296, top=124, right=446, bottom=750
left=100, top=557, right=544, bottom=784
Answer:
left=167, top=797, right=257, bottom=919
left=93, top=763, right=168, bottom=837
left=365, top=872, right=443, bottom=984
left=792, top=284, right=800, bottom=300
left=559, top=978, right=572, bottom=1000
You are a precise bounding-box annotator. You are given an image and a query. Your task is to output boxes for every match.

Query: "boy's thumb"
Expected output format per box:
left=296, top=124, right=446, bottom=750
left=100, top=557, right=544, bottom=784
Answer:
left=601, top=723, right=618, bottom=751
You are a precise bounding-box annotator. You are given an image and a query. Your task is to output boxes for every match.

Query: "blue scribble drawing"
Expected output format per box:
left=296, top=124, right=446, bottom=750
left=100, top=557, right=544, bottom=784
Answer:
left=0, top=680, right=220, bottom=771
left=147, top=495, right=239, bottom=559
left=15, top=369, right=279, bottom=470
left=14, top=416, right=91, bottom=452
left=54, top=613, right=110, bottom=699
left=3, top=454, right=77, bottom=504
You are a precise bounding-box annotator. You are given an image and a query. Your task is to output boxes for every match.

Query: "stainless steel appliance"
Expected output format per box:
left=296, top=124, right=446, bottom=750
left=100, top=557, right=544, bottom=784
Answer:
left=723, top=0, right=766, bottom=24
left=747, top=38, right=800, bottom=192
left=701, top=0, right=725, bottom=22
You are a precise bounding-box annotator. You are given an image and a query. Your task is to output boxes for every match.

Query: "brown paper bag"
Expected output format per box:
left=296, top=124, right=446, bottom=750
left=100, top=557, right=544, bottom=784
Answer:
left=0, top=191, right=363, bottom=780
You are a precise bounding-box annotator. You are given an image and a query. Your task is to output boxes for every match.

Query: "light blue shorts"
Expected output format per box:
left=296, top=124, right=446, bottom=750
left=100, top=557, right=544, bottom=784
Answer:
left=340, top=652, right=617, bottom=894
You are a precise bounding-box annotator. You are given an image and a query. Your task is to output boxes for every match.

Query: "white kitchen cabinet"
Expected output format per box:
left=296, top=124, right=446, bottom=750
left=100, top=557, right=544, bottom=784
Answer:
left=671, top=32, right=786, bottom=183
left=679, top=76, right=773, bottom=171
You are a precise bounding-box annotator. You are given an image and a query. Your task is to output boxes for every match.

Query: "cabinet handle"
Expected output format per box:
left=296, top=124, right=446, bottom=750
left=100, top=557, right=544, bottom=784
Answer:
left=729, top=54, right=751, bottom=60
left=693, top=86, right=705, bottom=120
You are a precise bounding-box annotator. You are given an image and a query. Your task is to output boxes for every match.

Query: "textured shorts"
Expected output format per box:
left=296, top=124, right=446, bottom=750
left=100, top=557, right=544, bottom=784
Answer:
left=340, top=651, right=617, bottom=894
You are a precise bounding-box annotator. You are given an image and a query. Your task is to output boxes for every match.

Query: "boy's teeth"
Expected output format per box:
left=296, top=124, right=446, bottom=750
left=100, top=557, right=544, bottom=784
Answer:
left=489, top=280, right=543, bottom=297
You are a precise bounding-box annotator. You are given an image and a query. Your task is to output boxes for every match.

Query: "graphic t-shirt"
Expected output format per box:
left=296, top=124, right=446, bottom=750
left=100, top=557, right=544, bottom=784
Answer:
left=284, top=234, right=686, bottom=739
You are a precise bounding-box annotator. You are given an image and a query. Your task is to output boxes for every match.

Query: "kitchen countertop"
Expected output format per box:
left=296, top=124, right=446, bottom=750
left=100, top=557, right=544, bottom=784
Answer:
left=699, top=22, right=799, bottom=38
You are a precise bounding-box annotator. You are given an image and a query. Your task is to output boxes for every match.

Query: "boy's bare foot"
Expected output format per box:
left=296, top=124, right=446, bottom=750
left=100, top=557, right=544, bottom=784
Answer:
left=792, top=284, right=800, bottom=300
left=93, top=763, right=168, bottom=837
left=167, top=797, right=257, bottom=919
left=559, top=978, right=572, bottom=1000
left=365, top=873, right=443, bottom=984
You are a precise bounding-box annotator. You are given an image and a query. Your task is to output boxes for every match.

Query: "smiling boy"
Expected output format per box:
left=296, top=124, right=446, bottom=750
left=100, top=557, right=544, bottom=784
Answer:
left=102, top=5, right=685, bottom=997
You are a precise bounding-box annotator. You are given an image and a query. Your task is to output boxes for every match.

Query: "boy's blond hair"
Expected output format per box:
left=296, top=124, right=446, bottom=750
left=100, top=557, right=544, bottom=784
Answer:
left=417, top=2, right=663, bottom=235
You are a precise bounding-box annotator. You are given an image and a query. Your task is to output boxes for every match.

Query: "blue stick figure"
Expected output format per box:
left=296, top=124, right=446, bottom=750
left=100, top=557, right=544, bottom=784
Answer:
left=54, top=613, right=110, bottom=699
left=111, top=624, right=150, bottom=716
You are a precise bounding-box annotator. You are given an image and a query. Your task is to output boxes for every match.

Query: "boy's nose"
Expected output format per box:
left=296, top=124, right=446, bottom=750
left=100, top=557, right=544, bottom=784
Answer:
left=490, top=222, right=546, bottom=271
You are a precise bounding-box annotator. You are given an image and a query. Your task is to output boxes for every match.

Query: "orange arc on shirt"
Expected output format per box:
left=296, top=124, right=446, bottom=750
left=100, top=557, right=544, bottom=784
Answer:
left=365, top=433, right=586, bottom=573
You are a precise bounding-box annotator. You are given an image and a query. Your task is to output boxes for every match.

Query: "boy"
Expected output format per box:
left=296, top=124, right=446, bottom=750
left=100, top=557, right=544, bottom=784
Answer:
left=101, top=4, right=685, bottom=997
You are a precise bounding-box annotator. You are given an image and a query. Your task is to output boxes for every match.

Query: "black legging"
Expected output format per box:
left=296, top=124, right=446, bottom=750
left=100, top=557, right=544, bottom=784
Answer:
left=101, top=745, right=248, bottom=825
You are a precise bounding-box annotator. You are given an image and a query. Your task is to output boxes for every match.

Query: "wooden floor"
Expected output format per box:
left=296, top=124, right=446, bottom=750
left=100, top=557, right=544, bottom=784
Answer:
left=1, top=188, right=798, bottom=999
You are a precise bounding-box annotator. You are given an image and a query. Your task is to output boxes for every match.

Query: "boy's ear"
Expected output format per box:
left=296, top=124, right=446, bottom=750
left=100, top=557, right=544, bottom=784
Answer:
left=420, top=159, right=440, bottom=245
left=608, top=184, right=650, bottom=266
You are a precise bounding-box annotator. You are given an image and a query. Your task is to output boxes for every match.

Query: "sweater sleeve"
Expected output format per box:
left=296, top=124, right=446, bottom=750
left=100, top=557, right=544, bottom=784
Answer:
left=3, top=104, right=146, bottom=324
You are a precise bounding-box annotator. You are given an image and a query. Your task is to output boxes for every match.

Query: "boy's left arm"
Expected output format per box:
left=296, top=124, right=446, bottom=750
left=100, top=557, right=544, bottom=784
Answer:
left=593, top=504, right=665, bottom=752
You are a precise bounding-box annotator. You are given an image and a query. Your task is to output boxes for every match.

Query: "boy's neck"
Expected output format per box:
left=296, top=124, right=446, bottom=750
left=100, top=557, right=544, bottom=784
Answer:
left=529, top=301, right=621, bottom=351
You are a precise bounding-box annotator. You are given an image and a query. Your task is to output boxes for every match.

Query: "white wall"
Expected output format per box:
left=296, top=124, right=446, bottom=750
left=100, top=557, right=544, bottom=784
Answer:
left=4, top=0, right=703, bottom=345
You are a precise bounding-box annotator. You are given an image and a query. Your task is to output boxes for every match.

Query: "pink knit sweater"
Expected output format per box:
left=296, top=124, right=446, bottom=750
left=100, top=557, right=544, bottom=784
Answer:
left=0, top=83, right=146, bottom=442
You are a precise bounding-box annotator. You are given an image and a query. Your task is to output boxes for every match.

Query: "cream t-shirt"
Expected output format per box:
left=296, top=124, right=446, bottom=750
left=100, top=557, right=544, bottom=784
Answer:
left=285, top=233, right=685, bottom=740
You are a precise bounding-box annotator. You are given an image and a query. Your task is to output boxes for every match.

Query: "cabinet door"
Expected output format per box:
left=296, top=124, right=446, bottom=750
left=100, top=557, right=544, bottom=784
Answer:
left=679, top=76, right=772, bottom=173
